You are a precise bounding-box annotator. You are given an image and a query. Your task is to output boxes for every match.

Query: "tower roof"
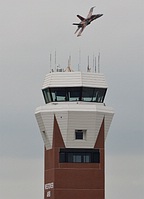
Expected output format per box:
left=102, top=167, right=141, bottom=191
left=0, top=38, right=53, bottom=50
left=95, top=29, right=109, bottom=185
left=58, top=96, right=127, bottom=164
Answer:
left=42, top=72, right=108, bottom=89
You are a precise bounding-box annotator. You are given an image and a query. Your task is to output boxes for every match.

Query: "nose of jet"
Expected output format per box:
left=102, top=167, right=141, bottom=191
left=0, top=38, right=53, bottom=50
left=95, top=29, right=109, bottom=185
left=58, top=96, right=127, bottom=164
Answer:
left=96, top=14, right=103, bottom=18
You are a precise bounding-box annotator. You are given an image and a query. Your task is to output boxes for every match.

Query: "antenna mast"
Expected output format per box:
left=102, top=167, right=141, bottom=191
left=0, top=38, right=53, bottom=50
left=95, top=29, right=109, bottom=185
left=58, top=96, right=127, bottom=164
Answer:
left=78, top=49, right=81, bottom=71
left=93, top=54, right=94, bottom=72
left=55, top=50, right=57, bottom=71
left=50, top=53, right=52, bottom=72
left=87, top=55, right=91, bottom=72
left=98, top=52, right=100, bottom=73
left=95, top=56, right=97, bottom=73
left=68, top=55, right=71, bottom=67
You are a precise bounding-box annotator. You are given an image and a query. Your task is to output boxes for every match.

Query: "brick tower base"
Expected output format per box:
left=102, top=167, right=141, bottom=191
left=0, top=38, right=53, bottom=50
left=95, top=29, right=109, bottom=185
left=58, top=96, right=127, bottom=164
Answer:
left=44, top=116, right=105, bottom=199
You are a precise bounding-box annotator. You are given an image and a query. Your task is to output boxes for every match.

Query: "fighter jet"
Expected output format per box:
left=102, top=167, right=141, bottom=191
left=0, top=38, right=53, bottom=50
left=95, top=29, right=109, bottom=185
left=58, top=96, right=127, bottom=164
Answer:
left=73, top=7, right=103, bottom=37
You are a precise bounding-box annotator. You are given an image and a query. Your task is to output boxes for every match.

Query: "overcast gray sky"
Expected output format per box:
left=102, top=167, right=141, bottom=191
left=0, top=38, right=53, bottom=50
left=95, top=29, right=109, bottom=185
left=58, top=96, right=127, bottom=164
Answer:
left=0, top=0, right=143, bottom=198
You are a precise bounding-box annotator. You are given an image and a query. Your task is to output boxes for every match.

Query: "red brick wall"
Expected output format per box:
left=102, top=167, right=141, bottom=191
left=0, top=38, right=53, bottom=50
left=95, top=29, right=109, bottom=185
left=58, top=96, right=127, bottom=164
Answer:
left=44, top=116, right=105, bottom=199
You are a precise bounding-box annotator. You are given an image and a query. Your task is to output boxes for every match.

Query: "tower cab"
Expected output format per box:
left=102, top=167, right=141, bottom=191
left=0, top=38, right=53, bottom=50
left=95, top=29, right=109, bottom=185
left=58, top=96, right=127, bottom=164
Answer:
left=42, top=71, right=107, bottom=104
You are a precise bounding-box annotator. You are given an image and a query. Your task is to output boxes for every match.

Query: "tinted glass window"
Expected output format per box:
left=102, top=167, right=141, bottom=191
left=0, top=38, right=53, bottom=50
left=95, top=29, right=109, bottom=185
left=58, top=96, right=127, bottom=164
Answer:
left=59, top=148, right=100, bottom=163
left=83, top=154, right=91, bottom=163
left=42, top=87, right=106, bottom=103
left=68, top=87, right=81, bottom=101
left=75, top=130, right=83, bottom=139
left=73, top=154, right=82, bottom=163
left=82, top=87, right=94, bottom=102
left=51, top=88, right=66, bottom=101
left=43, top=88, right=51, bottom=103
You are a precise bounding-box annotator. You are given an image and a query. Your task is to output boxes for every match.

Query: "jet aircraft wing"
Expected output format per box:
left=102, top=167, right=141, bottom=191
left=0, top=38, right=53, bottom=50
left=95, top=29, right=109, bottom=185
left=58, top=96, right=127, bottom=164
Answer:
left=77, top=15, right=85, bottom=21
left=77, top=24, right=86, bottom=37
left=86, top=6, right=95, bottom=19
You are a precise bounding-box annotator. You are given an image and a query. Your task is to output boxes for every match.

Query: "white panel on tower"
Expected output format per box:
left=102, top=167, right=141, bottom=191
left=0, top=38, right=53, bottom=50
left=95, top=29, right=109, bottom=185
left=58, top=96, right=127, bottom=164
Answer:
left=55, top=111, right=68, bottom=145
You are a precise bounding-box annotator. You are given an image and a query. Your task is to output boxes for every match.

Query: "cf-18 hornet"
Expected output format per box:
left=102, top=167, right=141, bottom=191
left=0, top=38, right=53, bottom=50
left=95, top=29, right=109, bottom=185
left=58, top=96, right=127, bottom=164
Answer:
left=73, top=7, right=103, bottom=37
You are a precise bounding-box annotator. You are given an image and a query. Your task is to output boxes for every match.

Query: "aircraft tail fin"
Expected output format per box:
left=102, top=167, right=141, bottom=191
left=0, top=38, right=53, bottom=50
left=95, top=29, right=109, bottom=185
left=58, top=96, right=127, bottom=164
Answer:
left=87, top=7, right=95, bottom=19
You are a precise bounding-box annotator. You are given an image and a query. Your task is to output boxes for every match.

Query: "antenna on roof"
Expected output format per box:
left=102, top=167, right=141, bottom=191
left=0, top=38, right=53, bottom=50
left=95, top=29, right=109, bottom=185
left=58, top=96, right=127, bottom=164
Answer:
left=50, top=53, right=52, bottom=72
left=93, top=53, right=94, bottom=72
left=68, top=55, right=71, bottom=67
left=95, top=56, right=97, bottom=73
left=64, top=55, right=73, bottom=72
left=78, top=49, right=81, bottom=71
left=98, top=52, right=100, bottom=73
left=55, top=50, right=57, bottom=71
left=87, top=55, right=91, bottom=72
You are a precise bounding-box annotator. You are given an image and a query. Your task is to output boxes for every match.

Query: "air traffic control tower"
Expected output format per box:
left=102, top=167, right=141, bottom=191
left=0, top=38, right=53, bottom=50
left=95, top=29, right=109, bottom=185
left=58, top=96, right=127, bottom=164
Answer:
left=35, top=69, right=114, bottom=199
